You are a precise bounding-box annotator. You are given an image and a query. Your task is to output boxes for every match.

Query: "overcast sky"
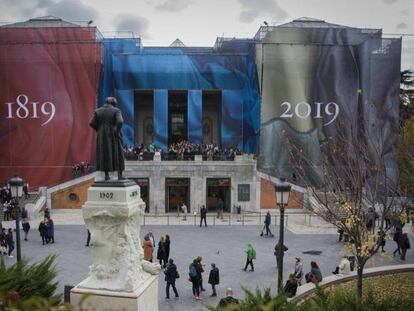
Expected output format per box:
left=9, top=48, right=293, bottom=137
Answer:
left=1, top=0, right=413, bottom=69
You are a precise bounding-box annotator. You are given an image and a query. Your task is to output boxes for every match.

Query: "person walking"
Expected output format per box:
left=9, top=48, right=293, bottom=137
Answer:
left=143, top=235, right=153, bottom=262
left=165, top=235, right=171, bottom=263
left=189, top=259, right=201, bottom=300
left=293, top=257, right=303, bottom=285
left=264, top=211, right=273, bottom=236
left=208, top=263, right=220, bottom=297
left=216, top=198, right=224, bottom=220
left=393, top=227, right=403, bottom=256
left=46, top=218, right=54, bottom=243
left=274, top=242, right=288, bottom=268
left=378, top=229, right=386, bottom=252
left=157, top=236, right=167, bottom=268
left=5, top=228, right=14, bottom=258
left=242, top=242, right=256, bottom=271
left=21, top=207, right=28, bottom=222
left=38, top=220, right=48, bottom=245
left=196, top=256, right=206, bottom=291
left=200, top=205, right=207, bottom=227
left=399, top=233, right=411, bottom=261
left=22, top=219, right=30, bottom=241
left=284, top=274, right=298, bottom=297
left=164, top=258, right=179, bottom=299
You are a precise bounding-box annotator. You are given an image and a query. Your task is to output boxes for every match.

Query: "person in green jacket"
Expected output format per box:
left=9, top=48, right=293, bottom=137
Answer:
left=242, top=242, right=256, bottom=271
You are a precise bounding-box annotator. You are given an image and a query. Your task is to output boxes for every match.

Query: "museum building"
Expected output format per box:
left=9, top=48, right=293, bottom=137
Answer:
left=0, top=16, right=401, bottom=212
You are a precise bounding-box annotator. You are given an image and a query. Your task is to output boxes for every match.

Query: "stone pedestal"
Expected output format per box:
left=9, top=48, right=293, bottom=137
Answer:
left=71, top=275, right=158, bottom=311
left=71, top=180, right=160, bottom=311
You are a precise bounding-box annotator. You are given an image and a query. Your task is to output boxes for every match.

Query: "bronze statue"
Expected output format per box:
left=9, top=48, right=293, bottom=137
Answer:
left=89, top=97, right=125, bottom=181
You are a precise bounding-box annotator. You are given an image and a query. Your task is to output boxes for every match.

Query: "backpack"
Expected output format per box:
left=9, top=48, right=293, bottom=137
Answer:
left=189, top=264, right=197, bottom=277
left=251, top=248, right=256, bottom=260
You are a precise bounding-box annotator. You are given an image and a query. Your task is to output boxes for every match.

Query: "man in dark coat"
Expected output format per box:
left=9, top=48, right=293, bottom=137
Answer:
left=89, top=97, right=125, bottom=181
left=218, top=288, right=239, bottom=309
left=38, top=220, right=48, bottom=245
left=274, top=242, right=288, bottom=268
left=200, top=205, right=207, bottom=227
left=399, top=233, right=411, bottom=260
left=164, top=258, right=179, bottom=299
left=208, top=263, right=219, bottom=297
left=264, top=211, right=273, bottom=236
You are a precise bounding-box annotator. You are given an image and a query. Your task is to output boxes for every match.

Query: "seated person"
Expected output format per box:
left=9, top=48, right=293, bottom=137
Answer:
left=332, top=255, right=351, bottom=275
left=284, top=274, right=298, bottom=298
left=305, top=261, right=323, bottom=284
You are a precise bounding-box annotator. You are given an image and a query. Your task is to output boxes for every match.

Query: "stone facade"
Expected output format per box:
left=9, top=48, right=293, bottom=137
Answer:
left=124, top=155, right=259, bottom=213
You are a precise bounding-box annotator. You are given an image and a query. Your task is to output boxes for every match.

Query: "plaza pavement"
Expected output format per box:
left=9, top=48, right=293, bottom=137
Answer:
left=1, top=216, right=413, bottom=311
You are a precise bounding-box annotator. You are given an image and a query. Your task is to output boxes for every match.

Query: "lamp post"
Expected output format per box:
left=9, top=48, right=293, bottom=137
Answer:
left=274, top=178, right=291, bottom=293
left=9, top=175, right=23, bottom=262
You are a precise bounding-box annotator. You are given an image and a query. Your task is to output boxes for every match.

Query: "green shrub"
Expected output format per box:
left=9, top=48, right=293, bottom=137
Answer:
left=0, top=255, right=60, bottom=302
left=208, top=282, right=414, bottom=311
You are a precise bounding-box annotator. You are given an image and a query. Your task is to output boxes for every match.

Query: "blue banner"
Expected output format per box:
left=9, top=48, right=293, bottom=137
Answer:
left=222, top=89, right=243, bottom=149
left=115, top=89, right=135, bottom=146
left=153, top=89, right=168, bottom=150
left=188, top=90, right=202, bottom=145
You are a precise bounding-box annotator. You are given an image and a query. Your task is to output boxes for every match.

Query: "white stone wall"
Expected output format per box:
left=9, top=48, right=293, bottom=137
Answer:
left=124, top=155, right=258, bottom=213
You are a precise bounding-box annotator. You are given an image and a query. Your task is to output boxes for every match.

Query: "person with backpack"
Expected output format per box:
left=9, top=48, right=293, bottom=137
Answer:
left=242, top=242, right=256, bottom=272
left=189, top=259, right=201, bottom=300
left=208, top=263, right=220, bottom=297
left=164, top=258, right=179, bottom=299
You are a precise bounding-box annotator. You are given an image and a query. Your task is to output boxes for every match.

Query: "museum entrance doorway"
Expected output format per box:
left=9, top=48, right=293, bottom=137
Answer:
left=168, top=90, right=188, bottom=145
left=206, top=178, right=231, bottom=212
left=165, top=178, right=190, bottom=213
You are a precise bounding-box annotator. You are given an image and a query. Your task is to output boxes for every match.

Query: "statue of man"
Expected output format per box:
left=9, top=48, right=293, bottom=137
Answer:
left=89, top=97, right=125, bottom=181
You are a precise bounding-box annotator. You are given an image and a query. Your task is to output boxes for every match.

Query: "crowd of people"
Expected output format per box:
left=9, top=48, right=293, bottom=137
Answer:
left=337, top=207, right=413, bottom=261
left=135, top=226, right=329, bottom=308
left=140, top=229, right=234, bottom=306
left=123, top=141, right=242, bottom=161
left=71, top=162, right=91, bottom=177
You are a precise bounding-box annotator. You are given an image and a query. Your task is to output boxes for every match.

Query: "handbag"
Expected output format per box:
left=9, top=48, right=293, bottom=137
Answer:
left=176, top=271, right=180, bottom=279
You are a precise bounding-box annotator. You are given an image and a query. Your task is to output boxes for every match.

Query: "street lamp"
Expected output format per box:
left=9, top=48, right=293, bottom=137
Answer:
left=9, top=175, right=23, bottom=262
left=274, top=177, right=291, bottom=293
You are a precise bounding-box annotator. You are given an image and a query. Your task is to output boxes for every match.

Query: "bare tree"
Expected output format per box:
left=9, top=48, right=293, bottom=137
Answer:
left=283, top=110, right=407, bottom=302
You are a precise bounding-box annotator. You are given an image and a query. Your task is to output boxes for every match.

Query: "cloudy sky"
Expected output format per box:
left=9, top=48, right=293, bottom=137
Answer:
left=1, top=0, right=413, bottom=68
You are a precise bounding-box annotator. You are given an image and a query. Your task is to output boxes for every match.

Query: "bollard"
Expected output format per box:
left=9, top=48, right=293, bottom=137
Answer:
left=229, top=214, right=231, bottom=226
left=194, top=214, right=196, bottom=226
left=286, top=214, right=289, bottom=225
left=143, top=215, right=146, bottom=226
left=167, top=215, right=169, bottom=226
left=213, top=216, right=215, bottom=226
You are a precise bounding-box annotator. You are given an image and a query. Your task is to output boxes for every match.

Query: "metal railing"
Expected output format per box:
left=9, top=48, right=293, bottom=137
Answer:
left=139, top=212, right=309, bottom=226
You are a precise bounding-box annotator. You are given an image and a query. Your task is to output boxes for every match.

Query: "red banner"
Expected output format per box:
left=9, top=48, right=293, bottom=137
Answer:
left=0, top=27, right=102, bottom=190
